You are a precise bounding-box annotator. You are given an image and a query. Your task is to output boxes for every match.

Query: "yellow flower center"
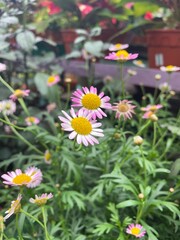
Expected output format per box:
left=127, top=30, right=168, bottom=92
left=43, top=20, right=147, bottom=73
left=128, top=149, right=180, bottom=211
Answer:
left=48, top=76, right=56, bottom=84
left=12, top=174, right=31, bottom=185
left=149, top=105, right=158, bottom=111
left=131, top=227, right=141, bottom=236
left=71, top=117, right=92, bottom=135
left=81, top=93, right=101, bottom=110
left=116, top=50, right=129, bottom=58
left=27, top=117, right=36, bottom=123
left=166, top=65, right=174, bottom=70
left=45, top=151, right=51, bottom=162
left=14, top=89, right=24, bottom=98
left=115, top=43, right=122, bottom=48
left=5, top=103, right=11, bottom=110
left=118, top=103, right=129, bottom=112
left=34, top=198, right=47, bottom=206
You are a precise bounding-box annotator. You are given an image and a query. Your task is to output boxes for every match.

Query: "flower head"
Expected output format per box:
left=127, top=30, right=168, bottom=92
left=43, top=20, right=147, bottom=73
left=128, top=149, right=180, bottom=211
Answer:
left=44, top=150, right=52, bottom=164
left=0, top=100, right=16, bottom=115
left=59, top=108, right=104, bottom=146
left=25, top=116, right=40, bottom=126
left=142, top=111, right=158, bottom=121
left=40, top=0, right=61, bottom=15
left=141, top=104, right=163, bottom=112
left=29, top=193, right=53, bottom=206
left=112, top=100, right=136, bottom=120
left=133, top=136, right=143, bottom=145
left=9, top=89, right=30, bottom=101
left=78, top=4, right=93, bottom=17
left=144, top=11, right=153, bottom=20
left=160, top=65, right=180, bottom=73
left=133, top=60, right=146, bottom=68
left=4, top=194, right=22, bottom=221
left=1, top=166, right=42, bottom=188
left=109, top=43, right=129, bottom=51
left=159, top=82, right=171, bottom=92
left=0, top=63, right=6, bottom=72
left=124, top=2, right=135, bottom=9
left=126, top=223, right=146, bottom=238
left=71, top=86, right=111, bottom=120
left=105, top=50, right=138, bottom=62
left=47, top=75, right=60, bottom=86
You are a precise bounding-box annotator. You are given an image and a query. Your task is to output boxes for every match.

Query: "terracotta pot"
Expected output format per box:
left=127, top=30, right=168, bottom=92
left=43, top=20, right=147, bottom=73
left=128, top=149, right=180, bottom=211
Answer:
left=146, top=29, right=180, bottom=68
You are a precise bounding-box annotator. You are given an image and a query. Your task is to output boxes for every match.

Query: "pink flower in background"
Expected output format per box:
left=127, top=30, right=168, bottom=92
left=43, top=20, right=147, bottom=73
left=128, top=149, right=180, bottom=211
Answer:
left=59, top=108, right=104, bottom=146
left=39, top=0, right=61, bottom=15
left=0, top=63, right=6, bottom=72
left=25, top=116, right=40, bottom=126
left=141, top=104, right=163, bottom=112
left=112, top=100, right=136, bottom=120
left=4, top=194, right=22, bottom=221
left=124, top=2, right=135, bottom=9
left=9, top=89, right=30, bottom=101
left=105, top=50, right=138, bottom=62
left=160, top=65, right=180, bottom=73
left=144, top=11, right=153, bottom=20
left=71, top=86, right=111, bottom=120
left=78, top=4, right=93, bottom=17
left=142, top=111, right=158, bottom=121
left=1, top=166, right=42, bottom=188
left=47, top=75, right=60, bottom=86
left=109, top=43, right=129, bottom=51
left=29, top=193, right=53, bottom=206
left=126, top=223, right=146, bottom=238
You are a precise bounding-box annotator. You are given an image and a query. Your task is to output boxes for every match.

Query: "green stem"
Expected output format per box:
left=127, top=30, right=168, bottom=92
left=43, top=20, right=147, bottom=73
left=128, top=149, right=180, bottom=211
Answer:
left=65, top=83, right=71, bottom=110
left=0, top=117, right=25, bottom=130
left=152, top=122, right=157, bottom=147
left=136, top=120, right=151, bottom=135
left=136, top=202, right=144, bottom=223
left=3, top=114, right=43, bottom=155
left=41, top=206, right=51, bottom=240
left=20, top=209, right=44, bottom=229
left=140, top=145, right=147, bottom=185
left=3, top=233, right=9, bottom=240
left=120, top=62, right=125, bottom=98
left=18, top=98, right=30, bottom=116
left=16, top=214, right=23, bottom=240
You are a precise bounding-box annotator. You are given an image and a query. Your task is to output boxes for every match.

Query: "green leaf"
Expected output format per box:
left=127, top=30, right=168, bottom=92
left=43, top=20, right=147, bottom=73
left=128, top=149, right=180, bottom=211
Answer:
left=170, top=158, right=180, bottom=177
left=117, top=200, right=139, bottom=208
left=84, top=41, right=104, bottom=57
left=16, top=30, right=36, bottom=52
left=140, top=220, right=159, bottom=240
left=93, top=223, right=114, bottom=236
left=34, top=72, right=49, bottom=96
left=61, top=191, right=85, bottom=210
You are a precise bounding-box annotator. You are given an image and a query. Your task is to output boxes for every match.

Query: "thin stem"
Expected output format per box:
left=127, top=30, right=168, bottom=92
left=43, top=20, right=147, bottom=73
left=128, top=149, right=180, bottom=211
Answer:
left=20, top=209, right=44, bottom=229
left=136, top=202, right=144, bottom=223
left=3, top=114, right=43, bottom=155
left=65, top=83, right=71, bottom=110
left=16, top=214, right=23, bottom=240
left=136, top=120, right=151, bottom=135
left=140, top=145, right=147, bottom=186
left=18, top=98, right=30, bottom=116
left=152, top=122, right=157, bottom=147
left=0, top=117, right=25, bottom=130
left=41, top=206, right=51, bottom=240
left=120, top=62, right=125, bottom=98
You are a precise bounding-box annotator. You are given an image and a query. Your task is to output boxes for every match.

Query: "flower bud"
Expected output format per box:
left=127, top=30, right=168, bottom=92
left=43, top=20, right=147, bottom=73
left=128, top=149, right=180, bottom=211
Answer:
left=169, top=187, right=175, bottom=193
left=114, top=133, right=121, bottom=139
left=170, top=91, right=175, bottom=96
left=133, top=136, right=143, bottom=145
left=150, top=114, right=158, bottom=121
left=155, top=74, right=161, bottom=81
left=138, top=193, right=144, bottom=199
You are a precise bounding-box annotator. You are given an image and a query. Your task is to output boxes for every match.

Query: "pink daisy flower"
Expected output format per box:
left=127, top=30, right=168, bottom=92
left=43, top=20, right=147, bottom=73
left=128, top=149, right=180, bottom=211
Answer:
left=47, top=75, right=60, bottom=86
left=4, top=194, right=22, bottom=221
left=25, top=116, right=40, bottom=126
left=1, top=166, right=42, bottom=188
left=71, top=86, right=111, bottom=120
left=0, top=100, right=16, bottom=115
left=160, top=65, right=180, bottom=73
left=126, top=223, right=146, bottom=238
left=124, top=2, right=135, bottom=9
left=112, top=100, right=136, bottom=120
left=58, top=108, right=104, bottom=146
left=29, top=193, right=53, bottom=206
left=141, top=104, right=163, bottom=112
left=142, top=111, right=158, bottom=121
left=109, top=43, right=129, bottom=51
left=9, top=89, right=30, bottom=101
left=105, top=50, right=138, bottom=62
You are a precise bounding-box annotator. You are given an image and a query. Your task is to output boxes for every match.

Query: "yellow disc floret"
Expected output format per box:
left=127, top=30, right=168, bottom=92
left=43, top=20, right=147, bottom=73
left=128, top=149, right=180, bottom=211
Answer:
left=14, top=89, right=24, bottom=98
left=71, top=117, right=92, bottom=135
left=48, top=76, right=55, bottom=84
left=13, top=174, right=31, bottom=185
left=116, top=50, right=129, bottom=58
left=131, top=227, right=141, bottom=236
left=81, top=93, right=101, bottom=110
left=118, top=103, right=129, bottom=112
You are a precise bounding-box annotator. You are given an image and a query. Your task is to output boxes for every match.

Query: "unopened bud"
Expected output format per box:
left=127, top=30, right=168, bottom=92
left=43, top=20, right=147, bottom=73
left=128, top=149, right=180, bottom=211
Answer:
left=114, top=133, right=121, bottom=139
left=155, top=74, right=161, bottom=81
left=127, top=69, right=137, bottom=76
left=150, top=114, right=158, bottom=121
left=65, top=77, right=72, bottom=84
left=0, top=216, right=4, bottom=233
left=133, top=136, right=143, bottom=145
left=169, top=188, right=175, bottom=193
left=138, top=193, right=144, bottom=199
left=170, top=91, right=175, bottom=96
